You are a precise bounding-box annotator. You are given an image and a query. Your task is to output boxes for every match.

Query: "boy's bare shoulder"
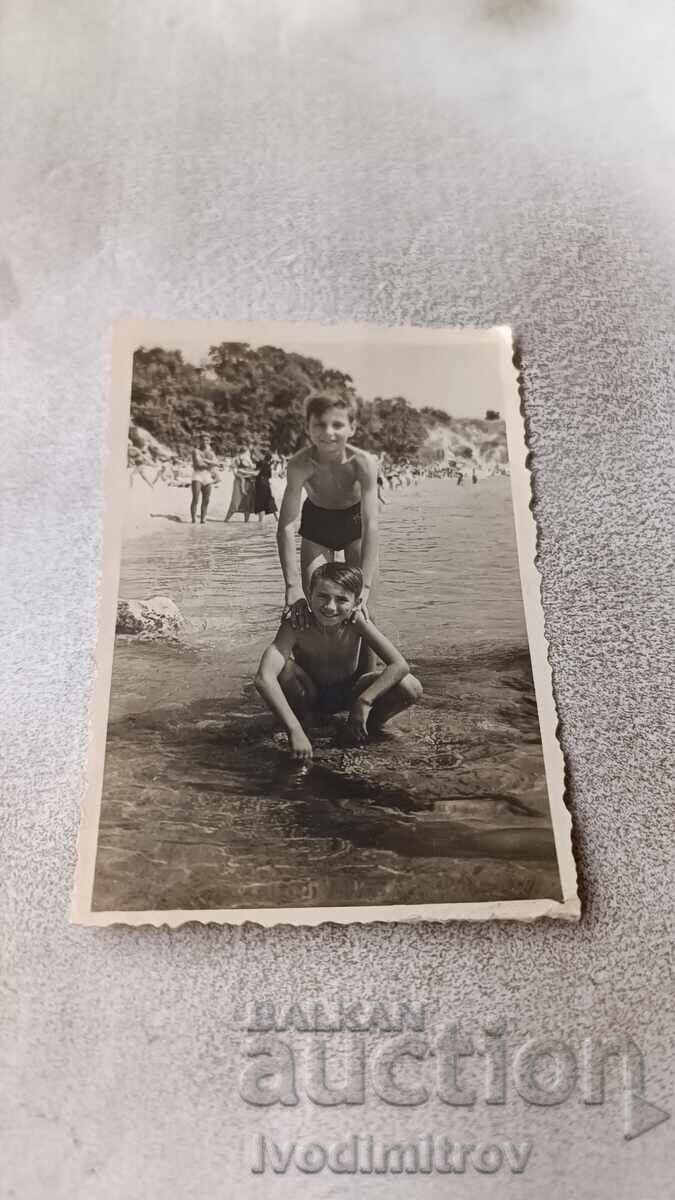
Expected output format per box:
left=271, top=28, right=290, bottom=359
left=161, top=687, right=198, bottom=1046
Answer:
left=347, top=445, right=378, bottom=478
left=352, top=610, right=382, bottom=639
left=273, top=620, right=298, bottom=651
left=286, top=446, right=314, bottom=479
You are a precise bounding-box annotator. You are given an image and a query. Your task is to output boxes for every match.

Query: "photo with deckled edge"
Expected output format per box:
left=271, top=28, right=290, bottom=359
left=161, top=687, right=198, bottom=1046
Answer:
left=72, top=320, right=579, bottom=926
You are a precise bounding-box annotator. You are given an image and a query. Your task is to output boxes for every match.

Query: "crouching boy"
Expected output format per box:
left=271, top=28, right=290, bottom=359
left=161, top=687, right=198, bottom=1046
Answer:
left=254, top=563, right=422, bottom=762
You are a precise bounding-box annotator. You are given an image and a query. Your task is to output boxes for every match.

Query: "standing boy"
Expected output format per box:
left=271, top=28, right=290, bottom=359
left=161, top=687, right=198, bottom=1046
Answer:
left=190, top=432, right=218, bottom=524
left=276, top=391, right=379, bottom=628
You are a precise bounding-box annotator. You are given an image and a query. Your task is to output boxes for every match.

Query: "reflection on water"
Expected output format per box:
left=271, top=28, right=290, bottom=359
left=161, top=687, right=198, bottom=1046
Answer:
left=93, top=478, right=561, bottom=911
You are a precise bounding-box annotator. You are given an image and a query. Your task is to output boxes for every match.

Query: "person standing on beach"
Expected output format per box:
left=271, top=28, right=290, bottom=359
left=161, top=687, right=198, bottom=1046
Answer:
left=128, top=440, right=154, bottom=487
left=253, top=451, right=278, bottom=525
left=190, top=433, right=217, bottom=524
left=224, top=448, right=258, bottom=522
left=276, top=390, right=379, bottom=630
left=153, top=453, right=179, bottom=486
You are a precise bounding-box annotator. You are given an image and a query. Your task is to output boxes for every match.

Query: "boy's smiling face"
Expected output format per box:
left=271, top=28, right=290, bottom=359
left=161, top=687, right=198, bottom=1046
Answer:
left=310, top=577, right=359, bottom=627
left=307, top=405, right=355, bottom=457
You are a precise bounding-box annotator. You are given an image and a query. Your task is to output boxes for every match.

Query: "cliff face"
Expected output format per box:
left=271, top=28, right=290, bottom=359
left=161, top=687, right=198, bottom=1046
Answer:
left=128, top=424, right=174, bottom=462
left=422, top=418, right=509, bottom=473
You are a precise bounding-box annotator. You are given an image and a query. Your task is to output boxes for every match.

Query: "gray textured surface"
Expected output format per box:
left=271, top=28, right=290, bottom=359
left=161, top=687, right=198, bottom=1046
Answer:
left=2, top=1, right=674, bottom=1196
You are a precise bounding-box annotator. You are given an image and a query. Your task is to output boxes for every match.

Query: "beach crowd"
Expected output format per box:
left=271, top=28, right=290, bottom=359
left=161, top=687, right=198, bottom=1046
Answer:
left=128, top=424, right=499, bottom=523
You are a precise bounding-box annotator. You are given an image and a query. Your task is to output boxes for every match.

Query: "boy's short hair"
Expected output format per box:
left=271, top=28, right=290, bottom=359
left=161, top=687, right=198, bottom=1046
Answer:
left=304, top=390, right=358, bottom=425
left=309, top=562, right=363, bottom=599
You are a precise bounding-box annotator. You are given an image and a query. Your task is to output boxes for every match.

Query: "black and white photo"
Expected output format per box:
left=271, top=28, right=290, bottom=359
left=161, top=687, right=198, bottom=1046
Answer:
left=73, top=320, right=578, bottom=924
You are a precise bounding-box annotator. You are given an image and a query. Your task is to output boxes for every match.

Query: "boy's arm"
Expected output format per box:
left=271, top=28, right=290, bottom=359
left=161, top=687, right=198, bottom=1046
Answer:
left=254, top=624, right=313, bottom=759
left=357, top=454, right=379, bottom=605
left=276, top=458, right=310, bottom=623
left=352, top=614, right=409, bottom=706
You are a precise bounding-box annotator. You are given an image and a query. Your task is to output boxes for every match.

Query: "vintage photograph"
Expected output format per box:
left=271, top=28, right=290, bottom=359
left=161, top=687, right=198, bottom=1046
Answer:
left=73, top=321, right=578, bottom=924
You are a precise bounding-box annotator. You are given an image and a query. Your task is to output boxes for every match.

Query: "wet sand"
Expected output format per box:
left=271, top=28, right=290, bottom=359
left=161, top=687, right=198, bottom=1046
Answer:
left=92, top=477, right=561, bottom=911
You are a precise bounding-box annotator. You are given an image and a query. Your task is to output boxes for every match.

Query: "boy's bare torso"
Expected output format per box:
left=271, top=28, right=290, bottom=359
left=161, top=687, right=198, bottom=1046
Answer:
left=290, top=444, right=372, bottom=509
left=292, top=621, right=364, bottom=686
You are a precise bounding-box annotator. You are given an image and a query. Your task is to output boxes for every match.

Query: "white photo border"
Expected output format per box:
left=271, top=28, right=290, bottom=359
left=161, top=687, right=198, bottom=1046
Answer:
left=71, top=320, right=579, bottom=926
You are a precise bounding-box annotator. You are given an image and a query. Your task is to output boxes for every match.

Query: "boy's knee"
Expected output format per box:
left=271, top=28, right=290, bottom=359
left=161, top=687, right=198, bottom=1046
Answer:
left=400, top=674, right=423, bottom=705
left=296, top=678, right=315, bottom=704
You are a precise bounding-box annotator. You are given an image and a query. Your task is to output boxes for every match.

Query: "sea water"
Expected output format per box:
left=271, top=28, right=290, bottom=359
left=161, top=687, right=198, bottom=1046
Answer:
left=93, top=477, right=560, bottom=911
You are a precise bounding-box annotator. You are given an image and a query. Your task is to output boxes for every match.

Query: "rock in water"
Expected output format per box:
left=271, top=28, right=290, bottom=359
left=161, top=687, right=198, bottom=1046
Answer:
left=116, top=596, right=185, bottom=640
left=115, top=599, right=144, bottom=635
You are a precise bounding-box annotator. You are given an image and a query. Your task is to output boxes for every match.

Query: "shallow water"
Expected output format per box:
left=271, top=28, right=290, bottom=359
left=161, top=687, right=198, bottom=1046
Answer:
left=118, top=476, right=528, bottom=660
left=93, top=477, right=561, bottom=911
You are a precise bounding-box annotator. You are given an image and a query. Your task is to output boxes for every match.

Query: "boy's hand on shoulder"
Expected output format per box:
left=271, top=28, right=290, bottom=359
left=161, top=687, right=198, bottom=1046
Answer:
left=350, top=589, right=370, bottom=624
left=283, top=588, right=313, bottom=630
left=289, top=728, right=313, bottom=762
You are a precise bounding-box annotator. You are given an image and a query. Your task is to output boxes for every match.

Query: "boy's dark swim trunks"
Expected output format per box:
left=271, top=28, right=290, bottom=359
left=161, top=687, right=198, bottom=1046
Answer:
left=299, top=498, right=362, bottom=551
left=317, top=669, right=366, bottom=714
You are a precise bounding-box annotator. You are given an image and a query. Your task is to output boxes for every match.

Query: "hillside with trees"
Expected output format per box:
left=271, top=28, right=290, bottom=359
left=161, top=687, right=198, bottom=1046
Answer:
left=130, top=342, right=506, bottom=468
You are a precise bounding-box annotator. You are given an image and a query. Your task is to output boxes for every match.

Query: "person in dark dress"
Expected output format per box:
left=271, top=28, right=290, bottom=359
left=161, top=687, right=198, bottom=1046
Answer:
left=254, top=452, right=278, bottom=524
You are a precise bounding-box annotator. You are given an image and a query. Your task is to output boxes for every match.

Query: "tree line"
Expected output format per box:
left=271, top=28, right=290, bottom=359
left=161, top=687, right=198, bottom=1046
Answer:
left=131, top=343, right=502, bottom=464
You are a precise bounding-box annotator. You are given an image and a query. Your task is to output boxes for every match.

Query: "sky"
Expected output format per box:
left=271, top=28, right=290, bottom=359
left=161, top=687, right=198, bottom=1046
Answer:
left=146, top=330, right=503, bottom=420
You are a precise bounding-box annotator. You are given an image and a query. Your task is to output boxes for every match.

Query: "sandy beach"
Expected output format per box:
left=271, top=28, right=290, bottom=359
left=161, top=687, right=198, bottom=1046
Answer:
left=123, top=466, right=285, bottom=542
